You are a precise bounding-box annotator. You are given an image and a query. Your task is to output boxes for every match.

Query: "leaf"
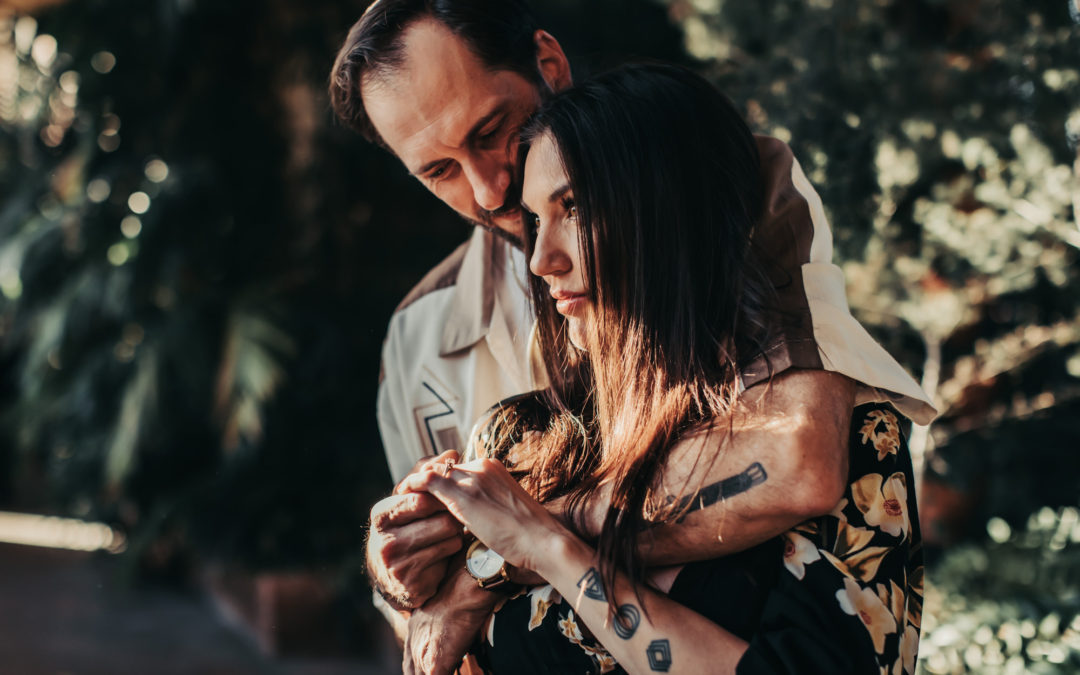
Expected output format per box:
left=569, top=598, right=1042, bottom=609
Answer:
left=105, top=345, right=158, bottom=488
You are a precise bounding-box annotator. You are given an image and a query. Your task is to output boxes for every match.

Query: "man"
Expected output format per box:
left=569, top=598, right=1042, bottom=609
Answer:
left=329, top=0, right=936, bottom=671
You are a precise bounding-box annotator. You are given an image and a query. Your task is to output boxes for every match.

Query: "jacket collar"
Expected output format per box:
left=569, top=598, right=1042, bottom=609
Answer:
left=440, top=227, right=499, bottom=356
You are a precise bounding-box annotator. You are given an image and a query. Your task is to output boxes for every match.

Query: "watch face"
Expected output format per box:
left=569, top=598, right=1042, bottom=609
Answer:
left=466, top=543, right=505, bottom=579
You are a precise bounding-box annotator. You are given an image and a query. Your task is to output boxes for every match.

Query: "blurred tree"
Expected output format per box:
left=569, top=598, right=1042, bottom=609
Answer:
left=0, top=0, right=688, bottom=580
left=661, top=0, right=1079, bottom=530
left=660, top=0, right=1079, bottom=671
left=918, top=506, right=1080, bottom=673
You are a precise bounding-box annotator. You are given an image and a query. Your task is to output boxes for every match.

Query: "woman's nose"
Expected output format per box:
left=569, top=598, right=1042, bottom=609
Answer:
left=530, top=224, right=571, bottom=278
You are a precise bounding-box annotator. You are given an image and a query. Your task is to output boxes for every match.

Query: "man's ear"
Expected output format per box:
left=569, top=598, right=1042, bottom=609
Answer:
left=534, top=30, right=572, bottom=92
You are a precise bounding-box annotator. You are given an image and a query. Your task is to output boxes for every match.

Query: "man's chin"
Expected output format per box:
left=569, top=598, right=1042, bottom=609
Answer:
left=468, top=211, right=525, bottom=249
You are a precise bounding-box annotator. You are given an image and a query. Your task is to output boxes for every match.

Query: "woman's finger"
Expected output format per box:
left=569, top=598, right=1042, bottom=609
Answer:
left=397, top=466, right=444, bottom=495
left=412, top=467, right=468, bottom=503
left=394, top=449, right=461, bottom=495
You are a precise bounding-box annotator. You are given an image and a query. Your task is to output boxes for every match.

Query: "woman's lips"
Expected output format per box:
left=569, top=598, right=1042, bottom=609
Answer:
left=551, top=291, right=587, bottom=316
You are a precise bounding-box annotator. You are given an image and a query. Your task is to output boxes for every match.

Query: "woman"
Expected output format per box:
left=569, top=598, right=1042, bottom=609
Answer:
left=404, top=64, right=922, bottom=674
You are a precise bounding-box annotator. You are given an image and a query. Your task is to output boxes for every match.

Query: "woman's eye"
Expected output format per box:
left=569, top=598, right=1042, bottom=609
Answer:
left=560, top=196, right=577, bottom=220
left=534, top=215, right=542, bottom=229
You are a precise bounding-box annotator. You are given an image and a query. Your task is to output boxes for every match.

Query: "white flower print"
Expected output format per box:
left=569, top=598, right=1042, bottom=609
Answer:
left=528, top=584, right=562, bottom=631
left=852, top=471, right=910, bottom=539
left=782, top=531, right=821, bottom=580
left=836, top=575, right=898, bottom=654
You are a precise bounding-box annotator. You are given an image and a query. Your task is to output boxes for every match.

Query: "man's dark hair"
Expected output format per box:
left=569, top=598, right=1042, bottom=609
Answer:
left=329, top=0, right=542, bottom=146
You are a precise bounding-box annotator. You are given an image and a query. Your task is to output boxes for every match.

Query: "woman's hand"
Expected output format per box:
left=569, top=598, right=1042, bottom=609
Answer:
left=399, top=458, right=569, bottom=571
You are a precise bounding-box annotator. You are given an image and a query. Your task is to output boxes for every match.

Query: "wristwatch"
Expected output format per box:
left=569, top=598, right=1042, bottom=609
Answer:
left=464, top=539, right=514, bottom=590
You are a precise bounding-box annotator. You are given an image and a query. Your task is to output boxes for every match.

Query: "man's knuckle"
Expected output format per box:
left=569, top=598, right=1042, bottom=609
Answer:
left=381, top=534, right=404, bottom=559
left=371, top=503, right=393, bottom=527
left=412, top=486, right=434, bottom=503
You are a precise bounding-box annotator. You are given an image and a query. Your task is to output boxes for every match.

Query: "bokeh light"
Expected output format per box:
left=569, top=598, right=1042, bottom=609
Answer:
left=120, top=215, right=141, bottom=238
left=29, top=33, right=56, bottom=68
left=90, top=50, right=115, bottom=74
left=127, top=191, right=150, bottom=214
left=144, top=158, right=169, bottom=183
left=106, top=242, right=129, bottom=266
left=86, top=178, right=110, bottom=203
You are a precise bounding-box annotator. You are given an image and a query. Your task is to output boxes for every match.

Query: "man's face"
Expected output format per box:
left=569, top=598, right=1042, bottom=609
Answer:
left=363, top=20, right=546, bottom=243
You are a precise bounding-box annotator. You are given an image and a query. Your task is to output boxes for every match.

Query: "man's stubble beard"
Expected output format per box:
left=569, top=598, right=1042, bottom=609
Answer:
left=470, top=178, right=525, bottom=249
left=471, top=216, right=525, bottom=250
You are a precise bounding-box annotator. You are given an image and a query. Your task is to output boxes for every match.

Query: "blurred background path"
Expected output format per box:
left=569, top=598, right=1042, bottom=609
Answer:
left=0, top=543, right=393, bottom=675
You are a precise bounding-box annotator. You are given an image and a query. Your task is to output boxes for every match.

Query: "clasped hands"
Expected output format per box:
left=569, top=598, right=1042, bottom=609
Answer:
left=367, top=450, right=563, bottom=674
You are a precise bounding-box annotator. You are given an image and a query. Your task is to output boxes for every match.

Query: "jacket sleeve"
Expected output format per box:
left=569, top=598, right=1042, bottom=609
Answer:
left=375, top=313, right=425, bottom=485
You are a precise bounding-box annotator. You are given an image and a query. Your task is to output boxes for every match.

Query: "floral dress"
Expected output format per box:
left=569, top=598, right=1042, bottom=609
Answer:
left=472, top=403, right=924, bottom=674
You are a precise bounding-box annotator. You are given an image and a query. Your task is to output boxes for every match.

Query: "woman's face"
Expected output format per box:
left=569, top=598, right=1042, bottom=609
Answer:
left=522, top=133, right=592, bottom=351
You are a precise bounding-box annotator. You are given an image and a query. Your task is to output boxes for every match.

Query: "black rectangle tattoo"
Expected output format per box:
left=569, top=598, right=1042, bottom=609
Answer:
left=670, top=461, right=767, bottom=522
left=647, top=639, right=672, bottom=671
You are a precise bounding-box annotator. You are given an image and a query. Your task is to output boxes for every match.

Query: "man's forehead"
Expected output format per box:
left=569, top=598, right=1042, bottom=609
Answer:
left=361, top=20, right=537, bottom=168
left=367, top=80, right=510, bottom=172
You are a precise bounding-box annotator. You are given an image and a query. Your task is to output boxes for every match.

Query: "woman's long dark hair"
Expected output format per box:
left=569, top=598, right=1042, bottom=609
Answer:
left=484, top=63, right=775, bottom=606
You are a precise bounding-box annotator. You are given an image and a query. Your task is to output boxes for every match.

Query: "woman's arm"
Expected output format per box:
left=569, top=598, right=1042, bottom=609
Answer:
left=538, top=526, right=749, bottom=674
left=401, top=458, right=753, bottom=675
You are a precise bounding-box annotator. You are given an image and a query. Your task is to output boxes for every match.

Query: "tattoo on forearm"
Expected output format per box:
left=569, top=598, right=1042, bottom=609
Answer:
left=577, top=567, right=606, bottom=602
left=647, top=639, right=673, bottom=672
left=668, top=462, right=768, bottom=523
left=613, top=603, right=640, bottom=639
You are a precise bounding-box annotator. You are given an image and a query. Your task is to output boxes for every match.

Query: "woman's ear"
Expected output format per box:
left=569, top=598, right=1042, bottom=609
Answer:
left=534, top=30, right=572, bottom=93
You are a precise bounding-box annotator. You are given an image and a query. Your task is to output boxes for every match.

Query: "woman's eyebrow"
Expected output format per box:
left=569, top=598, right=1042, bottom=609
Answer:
left=521, top=183, right=572, bottom=213
left=547, top=183, right=571, bottom=203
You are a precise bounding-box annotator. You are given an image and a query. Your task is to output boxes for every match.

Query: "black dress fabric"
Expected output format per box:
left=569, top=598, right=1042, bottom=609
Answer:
left=473, top=403, right=924, bottom=675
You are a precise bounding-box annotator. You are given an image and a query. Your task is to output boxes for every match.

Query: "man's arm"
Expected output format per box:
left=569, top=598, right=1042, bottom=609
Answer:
left=368, top=303, right=469, bottom=615
left=403, top=564, right=496, bottom=675
left=562, top=369, right=855, bottom=565
left=397, top=370, right=854, bottom=670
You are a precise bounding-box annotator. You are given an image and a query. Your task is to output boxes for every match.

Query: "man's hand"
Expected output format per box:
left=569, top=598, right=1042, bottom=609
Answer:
left=367, top=450, right=466, bottom=609
left=403, top=565, right=499, bottom=675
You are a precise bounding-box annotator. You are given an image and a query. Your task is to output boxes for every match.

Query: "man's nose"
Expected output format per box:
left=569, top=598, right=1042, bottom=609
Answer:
left=465, top=155, right=511, bottom=212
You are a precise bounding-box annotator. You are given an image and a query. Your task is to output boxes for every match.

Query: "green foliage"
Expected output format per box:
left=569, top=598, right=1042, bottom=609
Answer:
left=661, top=1, right=1079, bottom=670
left=0, top=0, right=692, bottom=577
left=919, top=507, right=1080, bottom=673
left=0, top=2, right=400, bottom=570
left=661, top=0, right=1080, bottom=519
left=662, top=0, right=1080, bottom=463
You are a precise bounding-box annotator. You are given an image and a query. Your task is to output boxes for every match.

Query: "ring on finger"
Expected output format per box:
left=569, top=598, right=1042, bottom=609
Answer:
left=443, top=459, right=455, bottom=477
